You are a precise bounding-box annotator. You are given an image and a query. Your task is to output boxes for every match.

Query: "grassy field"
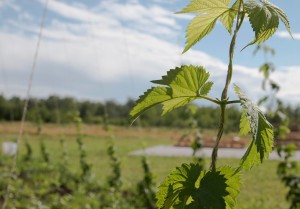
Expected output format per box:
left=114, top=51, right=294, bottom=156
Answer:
left=0, top=122, right=290, bottom=209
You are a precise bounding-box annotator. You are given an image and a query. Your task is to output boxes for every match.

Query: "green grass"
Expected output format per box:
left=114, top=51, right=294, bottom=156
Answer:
left=0, top=123, right=291, bottom=208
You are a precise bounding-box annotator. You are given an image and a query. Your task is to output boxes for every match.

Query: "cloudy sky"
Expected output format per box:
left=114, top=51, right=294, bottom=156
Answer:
left=0, top=0, right=299, bottom=105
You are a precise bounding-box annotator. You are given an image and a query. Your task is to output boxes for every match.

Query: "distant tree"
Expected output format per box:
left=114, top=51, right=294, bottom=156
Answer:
left=9, top=97, right=23, bottom=121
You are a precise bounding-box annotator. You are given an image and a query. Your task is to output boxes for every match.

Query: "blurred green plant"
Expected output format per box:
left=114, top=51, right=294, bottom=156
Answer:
left=277, top=144, right=300, bottom=209
left=254, top=44, right=299, bottom=209
left=137, top=156, right=156, bottom=209
left=23, top=137, right=32, bottom=162
left=107, top=143, right=122, bottom=189
left=73, top=112, right=92, bottom=181
left=40, top=139, right=50, bottom=164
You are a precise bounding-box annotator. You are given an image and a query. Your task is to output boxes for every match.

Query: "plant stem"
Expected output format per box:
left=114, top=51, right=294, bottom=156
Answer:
left=198, top=96, right=220, bottom=105
left=210, top=0, right=244, bottom=171
left=210, top=103, right=225, bottom=171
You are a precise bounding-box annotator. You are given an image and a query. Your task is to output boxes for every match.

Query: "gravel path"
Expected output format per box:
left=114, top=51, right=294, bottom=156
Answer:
left=130, top=145, right=300, bottom=160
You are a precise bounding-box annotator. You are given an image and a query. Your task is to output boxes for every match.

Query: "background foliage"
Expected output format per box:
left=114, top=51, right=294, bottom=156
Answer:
left=0, top=95, right=299, bottom=131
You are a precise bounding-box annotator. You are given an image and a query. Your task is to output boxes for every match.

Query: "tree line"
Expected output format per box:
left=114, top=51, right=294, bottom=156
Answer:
left=0, top=95, right=299, bottom=132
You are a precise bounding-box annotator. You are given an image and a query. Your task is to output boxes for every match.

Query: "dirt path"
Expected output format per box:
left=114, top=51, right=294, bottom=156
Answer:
left=130, top=145, right=300, bottom=160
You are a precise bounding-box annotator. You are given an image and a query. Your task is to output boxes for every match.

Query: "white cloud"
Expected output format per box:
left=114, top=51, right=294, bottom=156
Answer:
left=272, top=66, right=300, bottom=103
left=0, top=32, right=35, bottom=71
left=276, top=31, right=300, bottom=40
left=46, top=0, right=108, bottom=23
left=44, top=0, right=181, bottom=37
left=102, top=2, right=177, bottom=27
left=0, top=0, right=20, bottom=11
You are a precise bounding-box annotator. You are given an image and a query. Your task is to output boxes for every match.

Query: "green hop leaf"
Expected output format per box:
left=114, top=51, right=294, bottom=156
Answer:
left=234, top=84, right=274, bottom=170
left=257, top=95, right=269, bottom=106
left=156, top=163, right=202, bottom=209
left=199, top=82, right=214, bottom=96
left=239, top=110, right=251, bottom=136
left=178, top=0, right=240, bottom=53
left=220, top=0, right=241, bottom=34
left=157, top=164, right=241, bottom=209
left=244, top=0, right=292, bottom=49
left=259, top=63, right=275, bottom=79
left=129, top=87, right=172, bottom=123
left=130, top=65, right=214, bottom=123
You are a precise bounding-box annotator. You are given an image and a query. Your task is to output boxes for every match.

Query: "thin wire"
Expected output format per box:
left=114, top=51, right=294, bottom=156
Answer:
left=2, top=0, right=50, bottom=208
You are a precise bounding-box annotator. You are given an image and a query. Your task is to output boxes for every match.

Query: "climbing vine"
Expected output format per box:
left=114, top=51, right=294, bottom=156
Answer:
left=130, top=0, right=292, bottom=208
left=255, top=44, right=300, bottom=209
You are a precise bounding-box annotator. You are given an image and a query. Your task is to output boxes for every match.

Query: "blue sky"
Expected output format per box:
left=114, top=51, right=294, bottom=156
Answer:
left=0, top=0, right=299, bottom=105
